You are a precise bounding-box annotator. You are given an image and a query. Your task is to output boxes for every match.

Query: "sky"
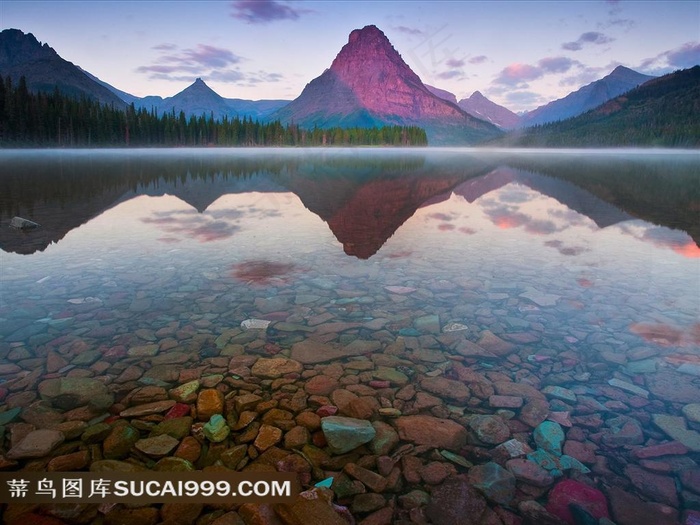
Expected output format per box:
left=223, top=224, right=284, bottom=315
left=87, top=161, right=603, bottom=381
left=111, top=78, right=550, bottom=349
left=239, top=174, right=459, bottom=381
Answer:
left=2, top=1, right=699, bottom=112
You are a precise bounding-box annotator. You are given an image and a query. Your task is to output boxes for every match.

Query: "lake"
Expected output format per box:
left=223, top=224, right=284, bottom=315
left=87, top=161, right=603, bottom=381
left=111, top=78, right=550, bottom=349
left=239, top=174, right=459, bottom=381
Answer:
left=0, top=148, right=699, bottom=523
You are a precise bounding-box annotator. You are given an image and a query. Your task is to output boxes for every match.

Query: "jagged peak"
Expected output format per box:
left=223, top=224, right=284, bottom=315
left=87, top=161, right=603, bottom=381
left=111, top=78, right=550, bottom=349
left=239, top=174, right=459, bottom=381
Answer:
left=348, top=25, right=385, bottom=44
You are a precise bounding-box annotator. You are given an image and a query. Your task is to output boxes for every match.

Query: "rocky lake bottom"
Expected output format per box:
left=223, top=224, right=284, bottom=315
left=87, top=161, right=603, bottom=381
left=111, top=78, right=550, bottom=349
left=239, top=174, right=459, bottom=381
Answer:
left=0, top=149, right=699, bottom=525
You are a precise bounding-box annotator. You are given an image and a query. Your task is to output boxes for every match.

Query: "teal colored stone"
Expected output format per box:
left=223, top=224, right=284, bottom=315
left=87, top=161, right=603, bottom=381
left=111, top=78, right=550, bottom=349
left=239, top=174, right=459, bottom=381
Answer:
left=468, top=461, right=516, bottom=505
left=315, top=477, right=334, bottom=488
left=542, top=386, right=577, bottom=404
left=398, top=328, right=421, bottom=337
left=526, top=449, right=590, bottom=477
left=527, top=449, right=564, bottom=477
left=321, top=416, right=376, bottom=454
left=203, top=414, right=230, bottom=443
left=559, top=454, right=590, bottom=474
left=0, top=407, right=21, bottom=426
left=533, top=421, right=565, bottom=456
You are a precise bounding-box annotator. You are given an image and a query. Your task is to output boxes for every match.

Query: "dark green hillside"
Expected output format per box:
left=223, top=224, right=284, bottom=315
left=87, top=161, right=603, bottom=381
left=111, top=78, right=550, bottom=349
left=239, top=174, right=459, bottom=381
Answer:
left=502, top=66, right=700, bottom=148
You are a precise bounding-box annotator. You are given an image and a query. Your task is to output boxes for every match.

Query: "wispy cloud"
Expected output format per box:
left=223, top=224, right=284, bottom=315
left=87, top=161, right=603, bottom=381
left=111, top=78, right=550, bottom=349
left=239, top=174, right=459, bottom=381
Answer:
left=640, top=41, right=700, bottom=72
left=562, top=31, right=615, bottom=51
left=394, top=25, right=425, bottom=37
left=445, top=58, right=465, bottom=68
left=469, top=55, right=488, bottom=65
left=493, top=57, right=581, bottom=86
left=231, top=0, right=311, bottom=24
left=436, top=69, right=464, bottom=80
left=137, top=43, right=243, bottom=81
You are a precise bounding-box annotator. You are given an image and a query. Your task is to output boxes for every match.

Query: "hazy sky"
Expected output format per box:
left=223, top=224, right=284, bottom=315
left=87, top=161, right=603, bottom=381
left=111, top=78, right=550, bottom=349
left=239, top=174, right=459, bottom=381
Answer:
left=2, top=1, right=699, bottom=112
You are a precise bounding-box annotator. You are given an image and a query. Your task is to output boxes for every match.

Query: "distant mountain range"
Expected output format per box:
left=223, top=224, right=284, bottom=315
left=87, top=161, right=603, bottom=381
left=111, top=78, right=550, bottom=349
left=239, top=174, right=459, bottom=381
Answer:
left=2, top=27, right=697, bottom=147
left=500, top=66, right=700, bottom=147
left=519, top=65, right=656, bottom=127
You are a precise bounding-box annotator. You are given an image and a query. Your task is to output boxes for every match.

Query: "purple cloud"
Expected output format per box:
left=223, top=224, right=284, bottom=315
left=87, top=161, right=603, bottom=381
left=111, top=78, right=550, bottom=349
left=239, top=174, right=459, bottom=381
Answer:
left=395, top=25, right=425, bottom=36
left=231, top=0, right=310, bottom=23
left=494, top=57, right=579, bottom=86
left=666, top=41, right=700, bottom=68
left=469, top=55, right=488, bottom=65
left=640, top=41, right=700, bottom=72
left=445, top=58, right=465, bottom=68
left=138, top=43, right=244, bottom=82
left=436, top=70, right=463, bottom=80
left=563, top=31, right=615, bottom=51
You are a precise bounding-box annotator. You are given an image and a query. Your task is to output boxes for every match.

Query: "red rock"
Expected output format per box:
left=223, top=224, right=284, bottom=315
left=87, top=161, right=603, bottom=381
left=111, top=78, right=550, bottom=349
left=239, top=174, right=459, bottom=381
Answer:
left=425, top=474, right=487, bottom=525
left=164, top=403, right=192, bottom=420
left=625, top=464, right=679, bottom=507
left=562, top=440, right=597, bottom=464
left=419, top=461, right=452, bottom=485
left=633, top=440, right=689, bottom=459
left=608, top=486, right=678, bottom=525
left=369, top=380, right=391, bottom=389
left=395, top=415, right=468, bottom=451
left=344, top=463, right=387, bottom=493
left=316, top=405, right=338, bottom=417
left=358, top=506, right=394, bottom=525
left=545, top=479, right=610, bottom=525
left=305, top=375, right=338, bottom=396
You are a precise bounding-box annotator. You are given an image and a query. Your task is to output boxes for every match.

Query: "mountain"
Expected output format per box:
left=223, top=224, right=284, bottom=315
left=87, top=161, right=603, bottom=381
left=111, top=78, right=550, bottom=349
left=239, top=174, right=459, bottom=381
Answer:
left=270, top=25, right=501, bottom=145
left=79, top=67, right=141, bottom=105
left=0, top=28, right=125, bottom=108
left=155, top=78, right=235, bottom=120
left=224, top=98, right=290, bottom=120
left=501, top=66, right=700, bottom=147
left=127, top=81, right=288, bottom=120
left=458, top=91, right=521, bottom=129
left=520, top=66, right=655, bottom=127
left=425, top=84, right=458, bottom=105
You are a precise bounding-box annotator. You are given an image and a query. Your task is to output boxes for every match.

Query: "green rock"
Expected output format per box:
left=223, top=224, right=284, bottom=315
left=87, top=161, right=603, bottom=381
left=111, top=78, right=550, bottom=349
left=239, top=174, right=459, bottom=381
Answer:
left=71, top=350, right=102, bottom=365
left=321, top=416, right=376, bottom=454
left=81, top=422, right=112, bottom=444
left=533, top=421, right=565, bottom=456
left=90, top=460, right=148, bottom=472
left=542, top=386, right=577, bottom=404
left=373, top=367, right=410, bottom=386
left=682, top=404, right=700, bottom=424
left=203, top=414, right=230, bottom=442
left=135, top=434, right=180, bottom=457
left=169, top=380, right=200, bottom=402
left=468, top=462, right=516, bottom=505
left=0, top=407, right=21, bottom=426
left=103, top=425, right=140, bottom=459
left=440, top=450, right=473, bottom=468
left=38, top=377, right=114, bottom=411
left=369, top=421, right=399, bottom=456
left=153, top=457, right=195, bottom=471
left=150, top=417, right=193, bottom=440
left=652, top=413, right=700, bottom=451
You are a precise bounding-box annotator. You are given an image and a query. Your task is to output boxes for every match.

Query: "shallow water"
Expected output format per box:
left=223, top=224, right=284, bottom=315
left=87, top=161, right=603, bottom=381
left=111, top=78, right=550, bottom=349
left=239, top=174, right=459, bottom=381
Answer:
left=0, top=147, right=699, bottom=521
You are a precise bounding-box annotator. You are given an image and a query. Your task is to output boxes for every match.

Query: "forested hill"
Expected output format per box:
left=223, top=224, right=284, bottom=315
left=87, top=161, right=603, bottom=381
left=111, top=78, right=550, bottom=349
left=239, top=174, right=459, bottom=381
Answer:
left=500, top=66, right=700, bottom=148
left=0, top=75, right=428, bottom=147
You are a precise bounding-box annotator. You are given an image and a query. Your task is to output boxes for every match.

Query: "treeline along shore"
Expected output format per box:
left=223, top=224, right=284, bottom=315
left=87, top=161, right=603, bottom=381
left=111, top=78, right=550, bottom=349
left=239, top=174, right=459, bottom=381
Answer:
left=0, top=75, right=428, bottom=147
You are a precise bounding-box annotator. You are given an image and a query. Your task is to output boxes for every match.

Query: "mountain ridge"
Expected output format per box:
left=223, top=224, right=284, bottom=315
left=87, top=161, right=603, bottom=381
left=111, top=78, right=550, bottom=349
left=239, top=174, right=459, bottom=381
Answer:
left=270, top=25, right=502, bottom=145
left=520, top=65, right=655, bottom=127
left=0, top=28, right=126, bottom=108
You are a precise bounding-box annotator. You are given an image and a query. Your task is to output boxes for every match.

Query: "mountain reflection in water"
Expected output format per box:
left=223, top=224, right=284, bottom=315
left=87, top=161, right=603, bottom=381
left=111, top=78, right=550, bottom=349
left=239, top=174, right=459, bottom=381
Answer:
left=0, top=148, right=698, bottom=257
